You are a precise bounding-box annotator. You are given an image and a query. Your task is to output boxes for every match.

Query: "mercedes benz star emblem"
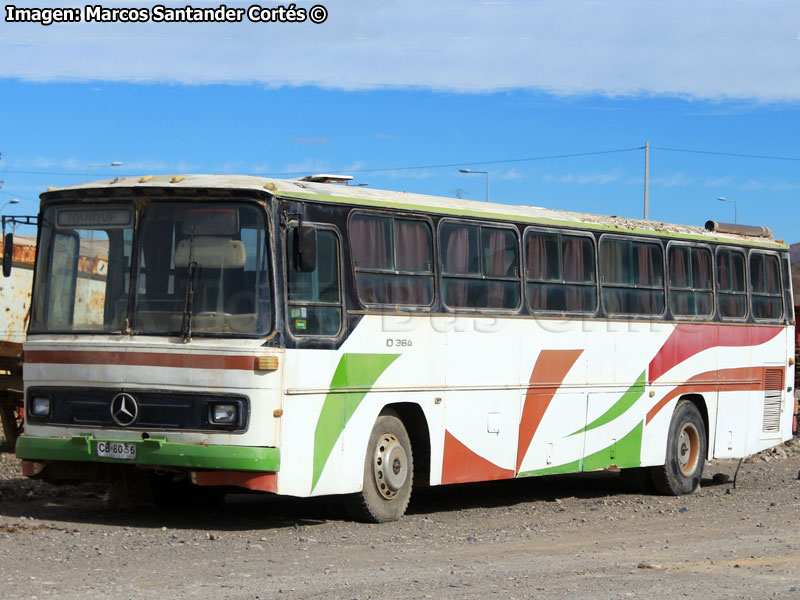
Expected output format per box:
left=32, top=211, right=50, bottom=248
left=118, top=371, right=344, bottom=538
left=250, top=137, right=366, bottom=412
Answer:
left=110, top=392, right=139, bottom=427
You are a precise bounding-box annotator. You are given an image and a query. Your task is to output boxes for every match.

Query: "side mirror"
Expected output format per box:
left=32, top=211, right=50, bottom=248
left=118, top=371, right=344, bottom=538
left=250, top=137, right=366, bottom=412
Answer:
left=293, top=225, right=317, bottom=273
left=2, top=232, right=12, bottom=277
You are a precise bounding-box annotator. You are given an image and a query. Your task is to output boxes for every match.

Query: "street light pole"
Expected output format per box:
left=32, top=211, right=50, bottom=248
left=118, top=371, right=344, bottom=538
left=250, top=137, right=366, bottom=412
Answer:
left=87, top=161, right=123, bottom=181
left=458, top=169, right=489, bottom=202
left=718, top=196, right=737, bottom=224
left=0, top=198, right=20, bottom=214
left=643, top=141, right=650, bottom=220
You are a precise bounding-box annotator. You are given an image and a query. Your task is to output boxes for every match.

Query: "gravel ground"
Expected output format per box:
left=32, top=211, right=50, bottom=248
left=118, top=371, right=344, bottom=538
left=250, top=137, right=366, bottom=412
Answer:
left=1, top=433, right=799, bottom=600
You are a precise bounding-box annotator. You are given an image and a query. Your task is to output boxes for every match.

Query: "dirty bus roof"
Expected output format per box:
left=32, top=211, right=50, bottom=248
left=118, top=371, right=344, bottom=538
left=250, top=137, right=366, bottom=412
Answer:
left=40, top=174, right=786, bottom=249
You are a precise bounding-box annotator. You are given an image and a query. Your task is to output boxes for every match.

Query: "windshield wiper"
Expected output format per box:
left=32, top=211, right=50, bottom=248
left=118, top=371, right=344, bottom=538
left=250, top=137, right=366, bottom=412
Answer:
left=180, top=229, right=197, bottom=342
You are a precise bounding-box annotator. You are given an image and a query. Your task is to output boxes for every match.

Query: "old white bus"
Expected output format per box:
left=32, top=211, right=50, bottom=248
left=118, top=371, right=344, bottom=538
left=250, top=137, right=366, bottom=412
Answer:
left=10, top=174, right=795, bottom=521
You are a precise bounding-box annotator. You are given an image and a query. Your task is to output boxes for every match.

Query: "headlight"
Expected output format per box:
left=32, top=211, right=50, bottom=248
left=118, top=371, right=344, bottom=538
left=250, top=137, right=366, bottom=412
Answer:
left=31, top=397, right=51, bottom=417
left=211, top=403, right=237, bottom=424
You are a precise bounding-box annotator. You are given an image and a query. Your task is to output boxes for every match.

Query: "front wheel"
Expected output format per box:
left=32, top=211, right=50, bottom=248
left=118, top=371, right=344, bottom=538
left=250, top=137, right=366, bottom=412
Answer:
left=345, top=413, right=413, bottom=523
left=651, top=400, right=707, bottom=495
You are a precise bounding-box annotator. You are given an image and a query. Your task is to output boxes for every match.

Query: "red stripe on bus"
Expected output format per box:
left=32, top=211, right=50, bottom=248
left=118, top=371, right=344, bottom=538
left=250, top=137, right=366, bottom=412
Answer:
left=516, top=349, right=584, bottom=473
left=648, top=324, right=782, bottom=384
left=645, top=366, right=776, bottom=425
left=24, top=350, right=257, bottom=371
left=441, top=430, right=515, bottom=485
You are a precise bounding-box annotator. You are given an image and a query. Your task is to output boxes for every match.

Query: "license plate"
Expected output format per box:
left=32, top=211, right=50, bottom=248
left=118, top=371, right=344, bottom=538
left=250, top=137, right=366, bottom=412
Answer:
left=96, top=441, right=137, bottom=460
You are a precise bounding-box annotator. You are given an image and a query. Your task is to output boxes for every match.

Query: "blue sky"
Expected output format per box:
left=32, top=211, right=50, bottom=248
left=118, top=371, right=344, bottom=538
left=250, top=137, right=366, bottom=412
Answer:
left=2, top=1, right=800, bottom=240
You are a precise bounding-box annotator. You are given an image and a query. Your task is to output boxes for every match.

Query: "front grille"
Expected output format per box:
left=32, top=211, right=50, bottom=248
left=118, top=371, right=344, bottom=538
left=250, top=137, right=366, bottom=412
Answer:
left=26, top=387, right=248, bottom=432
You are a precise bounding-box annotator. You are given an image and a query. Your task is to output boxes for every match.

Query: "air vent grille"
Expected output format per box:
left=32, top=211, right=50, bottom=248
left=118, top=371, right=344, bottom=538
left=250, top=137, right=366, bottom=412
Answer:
left=762, top=368, right=784, bottom=434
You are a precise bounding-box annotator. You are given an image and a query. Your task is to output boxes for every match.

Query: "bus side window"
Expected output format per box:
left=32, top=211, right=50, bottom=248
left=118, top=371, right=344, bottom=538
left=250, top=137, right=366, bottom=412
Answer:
left=287, top=227, right=342, bottom=336
left=716, top=248, right=747, bottom=320
left=750, top=251, right=783, bottom=321
left=600, top=237, right=664, bottom=316
left=526, top=230, right=596, bottom=313
left=350, top=214, right=434, bottom=307
left=668, top=245, right=713, bottom=318
left=440, top=221, right=520, bottom=310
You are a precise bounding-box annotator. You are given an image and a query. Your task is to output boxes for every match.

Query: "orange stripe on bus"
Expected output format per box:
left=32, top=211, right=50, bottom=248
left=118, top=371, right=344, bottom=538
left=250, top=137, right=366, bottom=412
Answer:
left=645, top=366, right=777, bottom=425
left=516, top=349, right=583, bottom=473
left=441, top=430, right=515, bottom=485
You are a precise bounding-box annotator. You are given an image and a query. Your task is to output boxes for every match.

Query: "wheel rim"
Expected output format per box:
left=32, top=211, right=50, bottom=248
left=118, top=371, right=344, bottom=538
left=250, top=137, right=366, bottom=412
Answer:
left=372, top=433, right=408, bottom=500
left=676, top=422, right=700, bottom=476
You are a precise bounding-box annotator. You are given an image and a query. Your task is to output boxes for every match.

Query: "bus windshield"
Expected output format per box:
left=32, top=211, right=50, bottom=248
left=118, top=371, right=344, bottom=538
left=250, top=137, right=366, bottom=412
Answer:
left=29, top=200, right=271, bottom=337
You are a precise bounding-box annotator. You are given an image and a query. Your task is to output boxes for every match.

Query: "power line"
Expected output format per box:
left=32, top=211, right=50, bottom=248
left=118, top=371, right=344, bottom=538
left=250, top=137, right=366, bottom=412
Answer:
left=0, top=190, right=36, bottom=202
left=3, top=144, right=799, bottom=180
left=290, top=146, right=646, bottom=175
left=2, top=147, right=645, bottom=179
left=654, top=146, right=800, bottom=162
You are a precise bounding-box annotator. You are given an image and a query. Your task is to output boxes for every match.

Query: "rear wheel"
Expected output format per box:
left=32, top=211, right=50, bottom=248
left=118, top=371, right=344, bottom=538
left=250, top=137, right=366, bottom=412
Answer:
left=652, top=401, right=706, bottom=495
left=345, top=413, right=413, bottom=523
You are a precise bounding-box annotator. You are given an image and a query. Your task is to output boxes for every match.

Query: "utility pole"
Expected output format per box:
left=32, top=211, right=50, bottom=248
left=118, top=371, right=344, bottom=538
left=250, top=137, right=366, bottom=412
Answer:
left=643, top=141, right=650, bottom=220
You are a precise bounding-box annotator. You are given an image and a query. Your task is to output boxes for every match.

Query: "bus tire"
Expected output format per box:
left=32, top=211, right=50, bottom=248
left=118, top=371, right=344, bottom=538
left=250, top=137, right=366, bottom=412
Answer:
left=345, top=413, right=413, bottom=523
left=651, top=400, right=706, bottom=495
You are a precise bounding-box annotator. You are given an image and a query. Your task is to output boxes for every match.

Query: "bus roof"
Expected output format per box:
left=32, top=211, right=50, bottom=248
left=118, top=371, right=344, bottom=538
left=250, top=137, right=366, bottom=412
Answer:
left=43, top=174, right=786, bottom=249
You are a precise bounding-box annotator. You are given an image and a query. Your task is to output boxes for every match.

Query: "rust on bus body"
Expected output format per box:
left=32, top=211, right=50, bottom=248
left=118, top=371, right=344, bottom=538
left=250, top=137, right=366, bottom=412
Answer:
left=0, top=236, right=36, bottom=344
left=1, top=236, right=107, bottom=343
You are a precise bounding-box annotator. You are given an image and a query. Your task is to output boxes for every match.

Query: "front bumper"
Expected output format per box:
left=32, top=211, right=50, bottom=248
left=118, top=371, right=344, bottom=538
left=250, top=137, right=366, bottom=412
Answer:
left=16, top=434, right=280, bottom=472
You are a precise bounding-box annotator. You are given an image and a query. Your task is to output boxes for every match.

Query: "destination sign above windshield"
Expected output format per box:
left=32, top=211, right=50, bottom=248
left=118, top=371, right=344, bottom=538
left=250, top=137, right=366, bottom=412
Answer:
left=56, top=207, right=133, bottom=229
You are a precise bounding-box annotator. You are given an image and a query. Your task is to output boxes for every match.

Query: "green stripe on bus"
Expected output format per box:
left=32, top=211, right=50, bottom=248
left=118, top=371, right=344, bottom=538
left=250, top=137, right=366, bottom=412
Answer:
left=582, top=420, right=643, bottom=471
left=569, top=371, right=646, bottom=437
left=16, top=435, right=280, bottom=472
left=311, top=353, right=400, bottom=492
left=518, top=420, right=643, bottom=477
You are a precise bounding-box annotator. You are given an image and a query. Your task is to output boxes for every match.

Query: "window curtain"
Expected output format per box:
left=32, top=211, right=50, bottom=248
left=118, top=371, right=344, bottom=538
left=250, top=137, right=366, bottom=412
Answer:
left=636, top=244, right=661, bottom=314
left=692, top=249, right=711, bottom=289
left=669, top=247, right=689, bottom=314
left=395, top=221, right=430, bottom=272
left=486, top=229, right=507, bottom=308
left=601, top=241, right=624, bottom=313
left=563, top=237, right=588, bottom=311
left=443, top=226, right=469, bottom=306
left=765, top=256, right=778, bottom=293
left=717, top=252, right=731, bottom=291
left=395, top=220, right=432, bottom=305
left=731, top=253, right=745, bottom=291
left=351, top=217, right=390, bottom=303
left=351, top=217, right=389, bottom=269
left=526, top=234, right=547, bottom=308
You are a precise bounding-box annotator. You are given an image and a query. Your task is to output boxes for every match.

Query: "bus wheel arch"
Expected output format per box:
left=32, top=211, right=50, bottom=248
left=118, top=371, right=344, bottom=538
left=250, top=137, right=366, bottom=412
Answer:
left=651, top=397, right=708, bottom=495
left=380, top=403, right=431, bottom=487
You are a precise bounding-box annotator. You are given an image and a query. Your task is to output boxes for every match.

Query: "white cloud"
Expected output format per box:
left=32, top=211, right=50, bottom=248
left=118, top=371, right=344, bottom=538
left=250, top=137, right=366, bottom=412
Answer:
left=28, top=156, right=83, bottom=170
left=293, top=137, right=334, bottom=145
left=545, top=171, right=619, bottom=185
left=653, top=173, right=694, bottom=188
left=383, top=168, right=447, bottom=180
left=704, top=177, right=732, bottom=188
left=2, top=1, right=799, bottom=100
left=492, top=168, right=526, bottom=181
